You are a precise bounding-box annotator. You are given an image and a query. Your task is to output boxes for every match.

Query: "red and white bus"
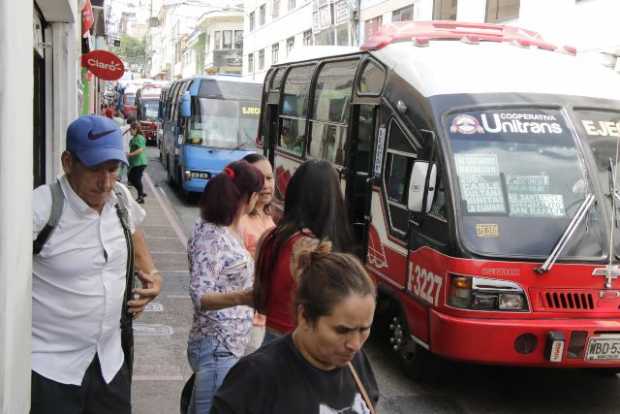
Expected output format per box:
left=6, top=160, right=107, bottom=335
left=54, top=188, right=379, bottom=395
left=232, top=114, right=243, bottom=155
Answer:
left=258, top=21, right=620, bottom=377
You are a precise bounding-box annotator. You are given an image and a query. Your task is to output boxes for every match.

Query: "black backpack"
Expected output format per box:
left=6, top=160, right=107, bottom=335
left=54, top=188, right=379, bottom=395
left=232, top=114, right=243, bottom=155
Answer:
left=33, top=180, right=136, bottom=378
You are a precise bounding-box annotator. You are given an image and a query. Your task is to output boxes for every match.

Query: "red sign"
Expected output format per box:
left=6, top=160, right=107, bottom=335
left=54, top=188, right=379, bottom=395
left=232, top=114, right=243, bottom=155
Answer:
left=81, top=0, right=94, bottom=35
left=81, top=50, right=125, bottom=81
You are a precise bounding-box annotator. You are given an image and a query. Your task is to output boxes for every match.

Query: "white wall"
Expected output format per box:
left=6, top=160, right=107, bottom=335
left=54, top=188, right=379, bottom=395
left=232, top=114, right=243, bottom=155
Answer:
left=518, top=0, right=620, bottom=51
left=0, top=0, right=78, bottom=410
left=456, top=0, right=487, bottom=22
left=0, top=1, right=34, bottom=412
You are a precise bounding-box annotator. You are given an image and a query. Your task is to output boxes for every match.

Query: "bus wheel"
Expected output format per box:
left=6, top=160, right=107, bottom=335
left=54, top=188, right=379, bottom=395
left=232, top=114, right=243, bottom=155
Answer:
left=388, top=315, right=437, bottom=382
left=177, top=169, right=192, bottom=203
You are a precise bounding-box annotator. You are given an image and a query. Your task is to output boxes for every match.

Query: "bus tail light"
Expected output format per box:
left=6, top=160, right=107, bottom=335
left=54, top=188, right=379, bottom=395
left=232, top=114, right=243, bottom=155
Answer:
left=447, top=275, right=529, bottom=311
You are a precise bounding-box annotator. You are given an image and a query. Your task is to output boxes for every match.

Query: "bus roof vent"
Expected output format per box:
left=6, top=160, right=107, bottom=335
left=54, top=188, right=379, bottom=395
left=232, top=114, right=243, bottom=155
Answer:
left=361, top=21, right=576, bottom=56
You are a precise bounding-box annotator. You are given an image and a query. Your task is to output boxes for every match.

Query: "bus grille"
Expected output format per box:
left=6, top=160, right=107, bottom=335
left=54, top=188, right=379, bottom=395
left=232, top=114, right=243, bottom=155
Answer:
left=542, top=291, right=595, bottom=310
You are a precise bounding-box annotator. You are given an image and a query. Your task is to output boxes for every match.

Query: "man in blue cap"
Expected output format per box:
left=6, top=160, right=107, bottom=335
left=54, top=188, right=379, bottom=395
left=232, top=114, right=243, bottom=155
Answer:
left=31, top=115, right=162, bottom=413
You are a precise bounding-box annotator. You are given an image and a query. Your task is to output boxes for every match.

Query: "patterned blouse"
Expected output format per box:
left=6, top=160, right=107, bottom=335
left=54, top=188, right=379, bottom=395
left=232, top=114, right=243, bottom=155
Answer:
left=188, top=220, right=254, bottom=357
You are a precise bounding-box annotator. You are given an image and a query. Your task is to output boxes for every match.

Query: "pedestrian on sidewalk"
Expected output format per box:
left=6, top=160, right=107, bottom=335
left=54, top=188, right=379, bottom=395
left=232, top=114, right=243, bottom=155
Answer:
left=187, top=160, right=264, bottom=414
left=240, top=154, right=275, bottom=354
left=31, top=115, right=162, bottom=414
left=127, top=121, right=148, bottom=204
left=211, top=248, right=379, bottom=414
left=253, top=159, right=354, bottom=344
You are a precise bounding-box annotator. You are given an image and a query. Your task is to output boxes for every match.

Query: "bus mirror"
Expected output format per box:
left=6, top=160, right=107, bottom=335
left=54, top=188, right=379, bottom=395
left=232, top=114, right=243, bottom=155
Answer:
left=408, top=161, right=437, bottom=213
left=180, top=91, right=191, bottom=118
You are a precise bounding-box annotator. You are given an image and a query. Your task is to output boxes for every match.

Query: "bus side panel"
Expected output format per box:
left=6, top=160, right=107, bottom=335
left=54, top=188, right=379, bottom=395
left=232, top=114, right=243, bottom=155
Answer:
left=366, top=190, right=431, bottom=343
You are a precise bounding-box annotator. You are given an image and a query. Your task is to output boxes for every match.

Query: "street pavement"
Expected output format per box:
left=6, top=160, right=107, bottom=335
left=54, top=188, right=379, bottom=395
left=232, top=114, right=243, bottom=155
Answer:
left=132, top=148, right=620, bottom=413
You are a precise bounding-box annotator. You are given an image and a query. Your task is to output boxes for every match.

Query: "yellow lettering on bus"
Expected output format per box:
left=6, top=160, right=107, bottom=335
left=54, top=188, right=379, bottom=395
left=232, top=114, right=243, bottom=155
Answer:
left=242, top=107, right=260, bottom=115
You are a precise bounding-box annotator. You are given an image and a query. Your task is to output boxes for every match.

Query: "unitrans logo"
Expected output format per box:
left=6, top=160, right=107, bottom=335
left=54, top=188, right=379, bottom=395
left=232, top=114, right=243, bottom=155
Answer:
left=451, top=112, right=564, bottom=135
left=450, top=114, right=484, bottom=135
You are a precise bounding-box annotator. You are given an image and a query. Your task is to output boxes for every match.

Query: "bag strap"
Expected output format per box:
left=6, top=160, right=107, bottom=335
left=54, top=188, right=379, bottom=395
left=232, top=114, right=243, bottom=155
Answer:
left=114, top=183, right=135, bottom=378
left=347, top=362, right=376, bottom=414
left=33, top=180, right=64, bottom=255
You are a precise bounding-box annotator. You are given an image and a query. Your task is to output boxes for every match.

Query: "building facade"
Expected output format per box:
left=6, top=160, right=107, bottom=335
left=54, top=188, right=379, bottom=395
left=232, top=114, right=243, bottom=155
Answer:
left=243, top=0, right=361, bottom=81
left=244, top=0, right=620, bottom=79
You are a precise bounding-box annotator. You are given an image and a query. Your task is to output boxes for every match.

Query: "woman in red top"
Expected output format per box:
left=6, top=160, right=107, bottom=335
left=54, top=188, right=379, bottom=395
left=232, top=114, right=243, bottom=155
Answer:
left=253, top=159, right=354, bottom=341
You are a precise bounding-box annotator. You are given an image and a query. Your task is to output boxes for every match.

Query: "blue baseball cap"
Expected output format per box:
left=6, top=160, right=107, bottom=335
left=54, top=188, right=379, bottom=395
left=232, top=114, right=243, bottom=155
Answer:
left=66, top=115, right=128, bottom=167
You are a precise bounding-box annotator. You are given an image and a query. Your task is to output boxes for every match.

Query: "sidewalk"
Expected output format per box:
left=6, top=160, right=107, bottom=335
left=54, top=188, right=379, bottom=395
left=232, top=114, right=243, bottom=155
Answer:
left=130, top=172, right=193, bottom=413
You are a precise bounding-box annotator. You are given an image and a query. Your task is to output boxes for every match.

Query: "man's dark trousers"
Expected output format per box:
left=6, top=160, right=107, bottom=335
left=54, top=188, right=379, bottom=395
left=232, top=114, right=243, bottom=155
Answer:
left=31, top=354, right=130, bottom=414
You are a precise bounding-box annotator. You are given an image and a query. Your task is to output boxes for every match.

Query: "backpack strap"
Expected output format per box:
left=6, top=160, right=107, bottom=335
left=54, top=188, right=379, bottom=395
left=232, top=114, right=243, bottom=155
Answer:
left=114, top=183, right=136, bottom=378
left=113, top=183, right=131, bottom=229
left=33, top=180, right=64, bottom=255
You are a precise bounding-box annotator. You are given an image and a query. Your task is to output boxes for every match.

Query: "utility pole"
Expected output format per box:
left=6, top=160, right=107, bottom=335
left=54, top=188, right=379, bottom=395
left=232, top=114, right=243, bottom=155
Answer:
left=350, top=0, right=361, bottom=46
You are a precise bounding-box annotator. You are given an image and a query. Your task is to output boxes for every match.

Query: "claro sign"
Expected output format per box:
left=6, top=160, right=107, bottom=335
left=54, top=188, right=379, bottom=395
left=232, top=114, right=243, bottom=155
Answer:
left=81, top=50, right=125, bottom=81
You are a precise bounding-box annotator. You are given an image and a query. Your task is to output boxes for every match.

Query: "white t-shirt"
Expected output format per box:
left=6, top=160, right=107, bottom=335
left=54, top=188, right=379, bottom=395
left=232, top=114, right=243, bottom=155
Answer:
left=32, top=175, right=145, bottom=385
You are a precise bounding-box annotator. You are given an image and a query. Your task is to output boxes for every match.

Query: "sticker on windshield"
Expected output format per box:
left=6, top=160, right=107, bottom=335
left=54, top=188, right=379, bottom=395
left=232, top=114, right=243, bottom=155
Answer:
left=450, top=112, right=563, bottom=135
left=455, top=154, right=506, bottom=214
left=476, top=224, right=499, bottom=238
left=508, top=193, right=565, bottom=217
left=506, top=175, right=551, bottom=194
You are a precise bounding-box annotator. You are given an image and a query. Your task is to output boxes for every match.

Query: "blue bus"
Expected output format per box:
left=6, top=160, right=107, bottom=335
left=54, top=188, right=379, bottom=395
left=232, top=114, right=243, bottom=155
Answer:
left=159, top=75, right=262, bottom=199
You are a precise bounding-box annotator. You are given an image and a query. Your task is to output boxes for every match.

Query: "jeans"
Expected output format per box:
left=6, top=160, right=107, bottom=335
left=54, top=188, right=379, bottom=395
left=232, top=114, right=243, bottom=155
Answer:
left=187, top=336, right=238, bottom=414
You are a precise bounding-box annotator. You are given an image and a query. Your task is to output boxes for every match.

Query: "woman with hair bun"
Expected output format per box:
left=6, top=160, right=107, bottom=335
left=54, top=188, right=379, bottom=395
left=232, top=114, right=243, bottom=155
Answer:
left=186, top=160, right=264, bottom=414
left=211, top=245, right=379, bottom=414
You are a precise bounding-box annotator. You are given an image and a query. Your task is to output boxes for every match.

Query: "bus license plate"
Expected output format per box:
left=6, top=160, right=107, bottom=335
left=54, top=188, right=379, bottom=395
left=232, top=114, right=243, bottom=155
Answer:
left=586, top=335, right=620, bottom=361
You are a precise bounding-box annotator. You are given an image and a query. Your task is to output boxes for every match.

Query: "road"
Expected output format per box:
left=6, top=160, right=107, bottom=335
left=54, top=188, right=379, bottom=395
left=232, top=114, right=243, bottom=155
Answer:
left=133, top=148, right=620, bottom=414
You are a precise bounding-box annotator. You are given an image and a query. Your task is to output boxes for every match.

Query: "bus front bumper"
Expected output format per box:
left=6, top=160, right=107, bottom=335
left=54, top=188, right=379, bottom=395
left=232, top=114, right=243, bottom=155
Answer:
left=430, top=309, right=620, bottom=367
left=182, top=177, right=208, bottom=194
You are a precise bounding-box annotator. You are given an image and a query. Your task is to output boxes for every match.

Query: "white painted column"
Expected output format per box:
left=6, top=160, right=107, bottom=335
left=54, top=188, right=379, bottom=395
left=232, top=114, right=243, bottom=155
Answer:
left=0, top=1, right=34, bottom=412
left=50, top=17, right=80, bottom=177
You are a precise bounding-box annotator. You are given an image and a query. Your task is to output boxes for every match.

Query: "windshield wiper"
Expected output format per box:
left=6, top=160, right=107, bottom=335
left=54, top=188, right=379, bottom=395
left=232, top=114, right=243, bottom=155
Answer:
left=535, top=193, right=596, bottom=274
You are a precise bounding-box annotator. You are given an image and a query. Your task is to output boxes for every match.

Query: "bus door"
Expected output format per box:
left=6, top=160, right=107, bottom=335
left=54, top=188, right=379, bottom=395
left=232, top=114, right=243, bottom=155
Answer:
left=262, top=68, right=285, bottom=166
left=346, top=103, right=376, bottom=260
left=345, top=59, right=386, bottom=260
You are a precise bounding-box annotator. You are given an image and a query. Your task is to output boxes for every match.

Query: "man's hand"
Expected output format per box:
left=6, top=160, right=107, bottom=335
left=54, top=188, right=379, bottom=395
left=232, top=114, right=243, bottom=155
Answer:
left=128, top=270, right=162, bottom=319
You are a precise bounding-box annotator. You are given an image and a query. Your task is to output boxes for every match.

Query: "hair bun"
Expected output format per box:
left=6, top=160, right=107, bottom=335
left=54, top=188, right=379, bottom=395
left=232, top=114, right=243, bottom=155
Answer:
left=295, top=239, right=333, bottom=276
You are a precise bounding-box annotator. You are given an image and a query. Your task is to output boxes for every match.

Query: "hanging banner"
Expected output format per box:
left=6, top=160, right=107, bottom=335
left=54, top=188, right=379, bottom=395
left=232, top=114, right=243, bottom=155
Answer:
left=81, top=50, right=125, bottom=81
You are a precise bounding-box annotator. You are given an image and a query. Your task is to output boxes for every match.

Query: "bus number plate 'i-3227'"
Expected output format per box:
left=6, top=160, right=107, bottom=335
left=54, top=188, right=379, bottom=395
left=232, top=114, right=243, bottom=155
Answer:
left=586, top=334, right=620, bottom=361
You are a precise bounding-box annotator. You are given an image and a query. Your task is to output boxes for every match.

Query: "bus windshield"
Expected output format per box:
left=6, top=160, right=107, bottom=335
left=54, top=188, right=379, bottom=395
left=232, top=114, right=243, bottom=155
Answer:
left=446, top=108, right=605, bottom=259
left=188, top=98, right=259, bottom=149
left=140, top=99, right=159, bottom=120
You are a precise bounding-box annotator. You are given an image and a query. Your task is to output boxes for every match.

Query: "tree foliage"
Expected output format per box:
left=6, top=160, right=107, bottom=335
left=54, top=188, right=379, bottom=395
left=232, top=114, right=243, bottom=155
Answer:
left=113, top=34, right=146, bottom=68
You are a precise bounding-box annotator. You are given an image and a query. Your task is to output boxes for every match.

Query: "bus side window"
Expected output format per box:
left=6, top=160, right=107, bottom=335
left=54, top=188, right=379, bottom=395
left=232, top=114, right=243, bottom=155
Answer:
left=429, top=166, right=447, bottom=219
left=358, top=60, right=385, bottom=96
left=308, top=59, right=358, bottom=165
left=278, top=65, right=314, bottom=156
left=383, top=119, right=417, bottom=237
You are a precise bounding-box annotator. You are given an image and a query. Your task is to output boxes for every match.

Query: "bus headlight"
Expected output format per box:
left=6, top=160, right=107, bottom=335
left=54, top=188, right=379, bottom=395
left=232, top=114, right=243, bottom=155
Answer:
left=448, top=275, right=529, bottom=311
